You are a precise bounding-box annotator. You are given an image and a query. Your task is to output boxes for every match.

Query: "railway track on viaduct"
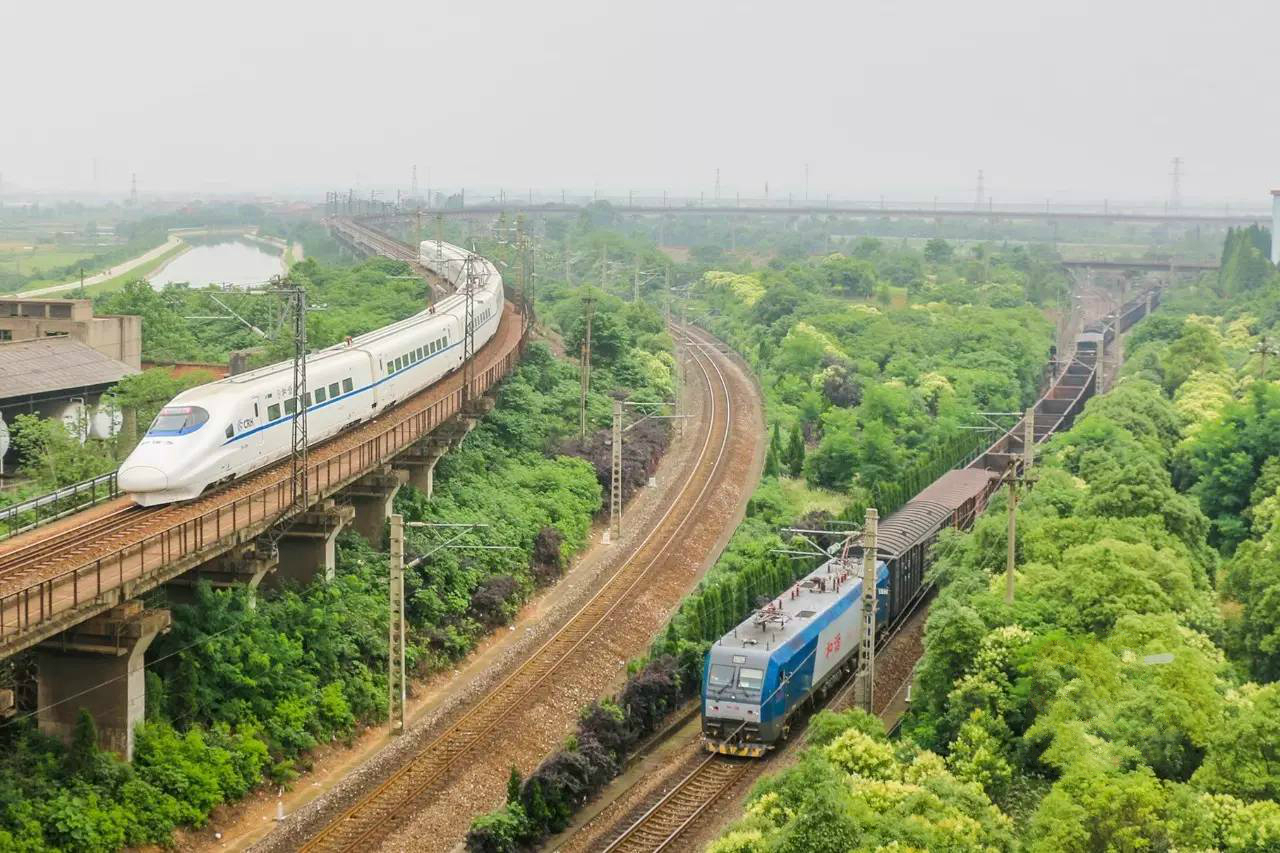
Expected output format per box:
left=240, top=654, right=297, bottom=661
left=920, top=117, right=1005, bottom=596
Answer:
left=297, top=323, right=744, bottom=852
left=0, top=223, right=525, bottom=659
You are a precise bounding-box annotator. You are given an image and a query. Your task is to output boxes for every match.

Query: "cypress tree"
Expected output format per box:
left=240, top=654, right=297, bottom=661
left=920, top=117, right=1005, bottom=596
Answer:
left=770, top=422, right=783, bottom=456
left=786, top=423, right=805, bottom=478
left=764, top=444, right=781, bottom=478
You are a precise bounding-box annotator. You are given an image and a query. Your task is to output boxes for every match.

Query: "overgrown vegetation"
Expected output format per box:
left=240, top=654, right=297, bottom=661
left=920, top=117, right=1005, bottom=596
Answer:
left=468, top=235, right=1061, bottom=850
left=0, top=235, right=676, bottom=849
left=708, top=225, right=1280, bottom=851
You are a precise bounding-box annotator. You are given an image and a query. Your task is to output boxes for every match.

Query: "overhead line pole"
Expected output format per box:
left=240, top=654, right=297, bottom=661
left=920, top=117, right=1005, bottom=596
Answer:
left=857, top=507, right=878, bottom=714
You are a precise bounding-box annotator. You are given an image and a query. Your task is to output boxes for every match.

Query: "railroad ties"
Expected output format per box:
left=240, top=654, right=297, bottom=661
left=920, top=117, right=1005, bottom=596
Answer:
left=299, top=324, right=737, bottom=852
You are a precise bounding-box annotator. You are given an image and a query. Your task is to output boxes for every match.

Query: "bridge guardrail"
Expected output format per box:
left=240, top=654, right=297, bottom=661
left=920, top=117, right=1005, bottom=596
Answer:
left=0, top=315, right=525, bottom=652
left=0, top=473, right=120, bottom=541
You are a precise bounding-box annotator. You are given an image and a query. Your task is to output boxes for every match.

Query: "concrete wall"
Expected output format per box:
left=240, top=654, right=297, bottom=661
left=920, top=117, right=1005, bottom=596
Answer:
left=0, top=298, right=141, bottom=368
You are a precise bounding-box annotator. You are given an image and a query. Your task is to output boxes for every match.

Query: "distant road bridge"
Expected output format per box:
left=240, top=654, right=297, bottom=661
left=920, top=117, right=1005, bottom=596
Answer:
left=1060, top=258, right=1220, bottom=272
left=362, top=203, right=1267, bottom=228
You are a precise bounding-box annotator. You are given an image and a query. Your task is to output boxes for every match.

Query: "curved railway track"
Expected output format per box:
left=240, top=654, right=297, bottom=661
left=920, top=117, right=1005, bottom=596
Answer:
left=299, top=323, right=737, bottom=853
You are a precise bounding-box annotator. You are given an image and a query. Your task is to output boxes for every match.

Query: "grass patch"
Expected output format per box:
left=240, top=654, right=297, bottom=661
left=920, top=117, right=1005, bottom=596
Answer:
left=776, top=476, right=849, bottom=516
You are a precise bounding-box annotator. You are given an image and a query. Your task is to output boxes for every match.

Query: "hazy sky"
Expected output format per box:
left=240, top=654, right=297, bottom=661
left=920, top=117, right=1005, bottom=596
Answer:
left=5, top=0, right=1277, bottom=205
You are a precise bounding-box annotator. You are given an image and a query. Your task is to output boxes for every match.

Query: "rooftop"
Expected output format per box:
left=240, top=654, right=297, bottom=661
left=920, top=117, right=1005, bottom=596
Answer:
left=0, top=336, right=138, bottom=400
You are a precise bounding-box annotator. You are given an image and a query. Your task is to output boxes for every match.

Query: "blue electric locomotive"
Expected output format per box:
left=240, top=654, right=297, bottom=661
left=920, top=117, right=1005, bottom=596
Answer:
left=702, top=468, right=999, bottom=756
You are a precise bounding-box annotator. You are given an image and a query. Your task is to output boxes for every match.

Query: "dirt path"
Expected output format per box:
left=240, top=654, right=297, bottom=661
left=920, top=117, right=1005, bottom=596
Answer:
left=18, top=237, right=183, bottom=296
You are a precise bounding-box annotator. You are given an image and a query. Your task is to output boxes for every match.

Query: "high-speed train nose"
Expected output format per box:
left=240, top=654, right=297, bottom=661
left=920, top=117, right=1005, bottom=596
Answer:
left=118, top=466, right=168, bottom=492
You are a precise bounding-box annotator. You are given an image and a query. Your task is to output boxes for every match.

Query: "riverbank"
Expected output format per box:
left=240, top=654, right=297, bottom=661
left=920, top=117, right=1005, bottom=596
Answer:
left=17, top=236, right=186, bottom=297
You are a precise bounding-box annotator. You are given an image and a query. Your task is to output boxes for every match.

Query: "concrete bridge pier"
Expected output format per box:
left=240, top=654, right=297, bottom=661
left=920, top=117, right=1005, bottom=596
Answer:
left=165, top=538, right=279, bottom=604
left=396, top=442, right=448, bottom=497
left=344, top=467, right=408, bottom=548
left=273, top=500, right=356, bottom=587
left=36, top=601, right=171, bottom=760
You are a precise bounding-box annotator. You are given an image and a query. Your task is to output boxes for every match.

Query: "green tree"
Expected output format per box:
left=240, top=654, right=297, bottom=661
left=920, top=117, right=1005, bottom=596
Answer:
left=785, top=423, right=805, bottom=478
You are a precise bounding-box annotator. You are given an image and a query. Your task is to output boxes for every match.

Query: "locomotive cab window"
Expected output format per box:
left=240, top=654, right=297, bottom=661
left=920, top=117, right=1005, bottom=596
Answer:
left=708, top=665, right=735, bottom=689
left=738, top=668, right=764, bottom=691
left=148, top=406, right=210, bottom=436
left=225, top=423, right=234, bottom=439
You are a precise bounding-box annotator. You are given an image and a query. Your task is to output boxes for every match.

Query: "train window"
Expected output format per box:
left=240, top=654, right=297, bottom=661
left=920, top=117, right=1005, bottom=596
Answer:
left=305, top=392, right=313, bottom=407
left=708, top=665, right=735, bottom=689
left=315, top=387, right=327, bottom=404
left=342, top=378, right=354, bottom=393
left=148, top=406, right=210, bottom=436
left=328, top=382, right=339, bottom=398
left=738, top=668, right=765, bottom=690
left=254, top=402, right=259, bottom=418
left=268, top=403, right=281, bottom=421
left=284, top=398, right=297, bottom=415
left=225, top=423, right=234, bottom=439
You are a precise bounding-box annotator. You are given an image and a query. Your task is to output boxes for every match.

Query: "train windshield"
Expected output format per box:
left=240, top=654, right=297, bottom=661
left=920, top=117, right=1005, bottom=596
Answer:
left=708, top=665, right=735, bottom=690
left=738, top=668, right=764, bottom=691
left=148, top=406, right=210, bottom=436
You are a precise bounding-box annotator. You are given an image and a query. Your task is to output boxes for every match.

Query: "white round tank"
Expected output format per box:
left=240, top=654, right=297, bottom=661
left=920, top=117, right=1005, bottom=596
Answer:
left=89, top=406, right=122, bottom=440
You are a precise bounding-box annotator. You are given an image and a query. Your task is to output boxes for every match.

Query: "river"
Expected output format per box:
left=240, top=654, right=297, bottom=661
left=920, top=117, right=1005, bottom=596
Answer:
left=149, top=238, right=284, bottom=289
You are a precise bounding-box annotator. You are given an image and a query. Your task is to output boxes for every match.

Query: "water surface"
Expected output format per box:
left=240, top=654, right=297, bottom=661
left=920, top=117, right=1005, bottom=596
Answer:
left=150, top=239, right=283, bottom=289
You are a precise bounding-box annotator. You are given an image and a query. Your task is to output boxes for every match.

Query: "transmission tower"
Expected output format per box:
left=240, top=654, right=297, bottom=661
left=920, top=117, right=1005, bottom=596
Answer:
left=1170, top=157, right=1183, bottom=211
left=857, top=507, right=878, bottom=714
left=287, top=285, right=309, bottom=507
left=578, top=295, right=596, bottom=440
left=462, top=253, right=481, bottom=404
left=609, top=399, right=623, bottom=543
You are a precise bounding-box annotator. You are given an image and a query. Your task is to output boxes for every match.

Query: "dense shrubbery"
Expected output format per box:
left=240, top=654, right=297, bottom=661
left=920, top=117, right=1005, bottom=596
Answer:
left=685, top=244, right=1054, bottom=498
left=0, top=247, right=675, bottom=849
left=705, top=242, right=1280, bottom=850
left=468, top=237, right=1062, bottom=850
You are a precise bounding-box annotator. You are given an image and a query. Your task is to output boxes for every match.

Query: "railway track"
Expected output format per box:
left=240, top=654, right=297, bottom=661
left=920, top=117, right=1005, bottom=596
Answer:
left=298, top=323, right=736, bottom=853
left=602, top=753, right=750, bottom=853
left=595, top=590, right=931, bottom=853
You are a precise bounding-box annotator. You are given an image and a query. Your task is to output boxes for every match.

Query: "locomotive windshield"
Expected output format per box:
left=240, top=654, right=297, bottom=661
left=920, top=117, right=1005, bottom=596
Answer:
left=708, top=665, right=735, bottom=689
left=148, top=406, right=210, bottom=436
left=737, top=667, right=764, bottom=690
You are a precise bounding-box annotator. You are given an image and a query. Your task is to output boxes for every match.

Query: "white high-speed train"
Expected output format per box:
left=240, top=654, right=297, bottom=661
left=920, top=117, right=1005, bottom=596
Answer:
left=117, top=241, right=504, bottom=506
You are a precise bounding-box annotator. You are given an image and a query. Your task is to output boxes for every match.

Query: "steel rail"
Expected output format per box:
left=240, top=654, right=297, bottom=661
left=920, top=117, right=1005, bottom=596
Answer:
left=299, top=322, right=736, bottom=853
left=602, top=752, right=749, bottom=853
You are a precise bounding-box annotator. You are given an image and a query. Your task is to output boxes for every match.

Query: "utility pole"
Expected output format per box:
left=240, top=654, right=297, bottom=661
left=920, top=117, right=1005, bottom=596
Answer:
left=1254, top=336, right=1277, bottom=380
left=462, top=254, right=479, bottom=404
left=388, top=513, right=406, bottom=734
left=579, top=295, right=596, bottom=440
left=286, top=283, right=309, bottom=507
left=1006, top=406, right=1036, bottom=605
left=608, top=398, right=623, bottom=543
left=857, top=507, right=878, bottom=714
left=78, top=266, right=85, bottom=298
